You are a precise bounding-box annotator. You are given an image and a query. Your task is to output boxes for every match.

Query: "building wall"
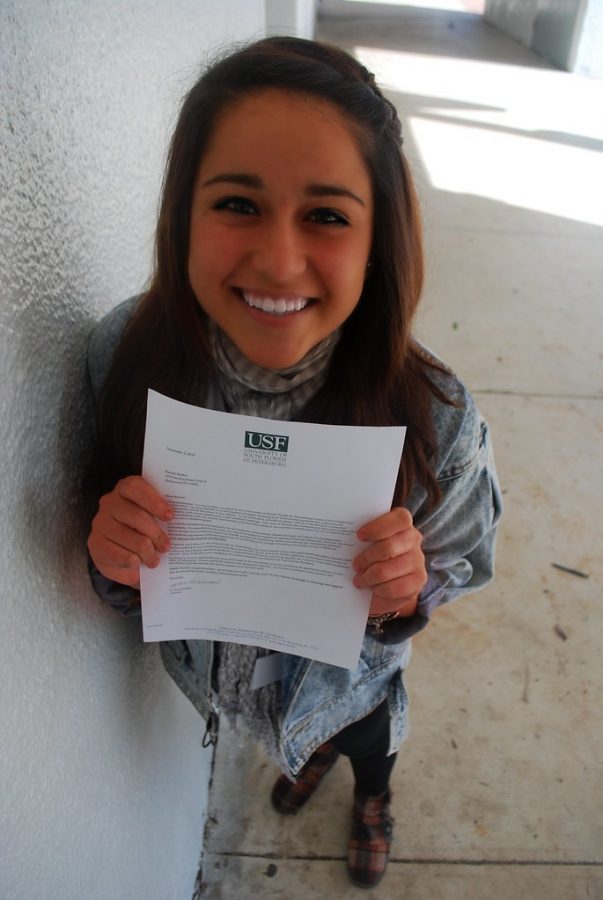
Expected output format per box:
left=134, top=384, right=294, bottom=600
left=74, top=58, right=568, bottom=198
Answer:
left=573, top=0, right=603, bottom=77
left=484, top=0, right=588, bottom=70
left=0, top=2, right=264, bottom=899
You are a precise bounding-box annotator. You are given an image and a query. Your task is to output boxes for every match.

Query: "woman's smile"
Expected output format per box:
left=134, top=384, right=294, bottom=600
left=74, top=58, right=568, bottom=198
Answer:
left=238, top=289, right=311, bottom=316
left=187, top=89, right=373, bottom=370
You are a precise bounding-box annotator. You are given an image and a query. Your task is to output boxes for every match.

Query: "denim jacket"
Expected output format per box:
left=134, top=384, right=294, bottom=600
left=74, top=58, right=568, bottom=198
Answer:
left=87, top=298, right=502, bottom=777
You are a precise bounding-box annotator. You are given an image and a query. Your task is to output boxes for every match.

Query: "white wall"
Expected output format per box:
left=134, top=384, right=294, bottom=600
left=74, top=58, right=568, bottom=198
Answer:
left=573, top=0, right=603, bottom=77
left=266, top=0, right=317, bottom=37
left=0, top=2, right=264, bottom=899
left=484, top=0, right=589, bottom=71
left=485, top=0, right=542, bottom=44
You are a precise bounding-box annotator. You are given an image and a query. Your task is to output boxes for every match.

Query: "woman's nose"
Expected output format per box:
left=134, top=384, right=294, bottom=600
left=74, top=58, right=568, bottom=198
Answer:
left=250, top=221, right=307, bottom=283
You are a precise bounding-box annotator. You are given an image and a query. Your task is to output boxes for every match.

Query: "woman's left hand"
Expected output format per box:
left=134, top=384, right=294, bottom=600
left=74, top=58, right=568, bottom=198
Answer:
left=352, top=508, right=427, bottom=618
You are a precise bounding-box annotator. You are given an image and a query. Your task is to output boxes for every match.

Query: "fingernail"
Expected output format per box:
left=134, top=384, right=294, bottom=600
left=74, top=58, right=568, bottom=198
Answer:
left=353, top=575, right=363, bottom=589
left=159, top=539, right=171, bottom=553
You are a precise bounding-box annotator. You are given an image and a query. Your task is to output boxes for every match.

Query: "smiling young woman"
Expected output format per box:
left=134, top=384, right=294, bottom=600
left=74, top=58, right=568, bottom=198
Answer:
left=86, top=37, right=501, bottom=889
left=187, top=90, right=374, bottom=370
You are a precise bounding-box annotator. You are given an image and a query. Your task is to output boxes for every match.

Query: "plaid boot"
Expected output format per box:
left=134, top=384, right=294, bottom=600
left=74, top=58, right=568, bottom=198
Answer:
left=347, top=788, right=394, bottom=888
left=271, top=741, right=339, bottom=814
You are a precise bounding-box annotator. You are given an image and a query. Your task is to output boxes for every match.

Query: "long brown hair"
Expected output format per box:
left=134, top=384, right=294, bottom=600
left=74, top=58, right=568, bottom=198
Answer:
left=94, top=37, right=455, bottom=506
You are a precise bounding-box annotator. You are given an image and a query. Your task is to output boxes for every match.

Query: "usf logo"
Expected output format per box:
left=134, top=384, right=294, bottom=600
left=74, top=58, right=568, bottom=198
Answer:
left=244, top=431, right=289, bottom=453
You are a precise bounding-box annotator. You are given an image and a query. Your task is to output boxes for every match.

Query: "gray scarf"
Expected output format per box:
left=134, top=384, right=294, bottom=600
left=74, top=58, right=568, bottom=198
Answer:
left=210, top=324, right=339, bottom=768
left=210, top=325, right=339, bottom=420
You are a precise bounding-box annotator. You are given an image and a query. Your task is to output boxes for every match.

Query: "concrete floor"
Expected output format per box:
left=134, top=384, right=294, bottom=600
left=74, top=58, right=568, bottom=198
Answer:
left=199, top=7, right=603, bottom=898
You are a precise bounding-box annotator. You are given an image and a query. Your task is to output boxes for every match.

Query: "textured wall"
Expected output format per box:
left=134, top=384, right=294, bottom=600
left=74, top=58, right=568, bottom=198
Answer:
left=0, top=2, right=264, bottom=899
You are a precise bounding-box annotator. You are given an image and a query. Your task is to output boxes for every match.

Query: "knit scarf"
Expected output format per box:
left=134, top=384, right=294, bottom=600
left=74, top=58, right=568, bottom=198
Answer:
left=210, top=324, right=340, bottom=769
left=210, top=325, right=339, bottom=420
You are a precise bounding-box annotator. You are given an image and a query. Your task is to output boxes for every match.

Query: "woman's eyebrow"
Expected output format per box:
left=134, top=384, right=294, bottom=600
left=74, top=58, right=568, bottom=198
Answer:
left=201, top=173, right=262, bottom=189
left=201, top=172, right=366, bottom=207
left=305, top=183, right=366, bottom=207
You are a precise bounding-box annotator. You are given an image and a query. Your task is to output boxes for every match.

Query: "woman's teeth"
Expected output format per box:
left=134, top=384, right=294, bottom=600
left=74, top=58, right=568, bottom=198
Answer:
left=241, top=291, right=309, bottom=315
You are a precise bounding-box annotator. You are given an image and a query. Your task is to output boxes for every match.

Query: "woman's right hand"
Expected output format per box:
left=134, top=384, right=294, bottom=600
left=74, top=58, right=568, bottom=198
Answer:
left=87, top=476, right=173, bottom=588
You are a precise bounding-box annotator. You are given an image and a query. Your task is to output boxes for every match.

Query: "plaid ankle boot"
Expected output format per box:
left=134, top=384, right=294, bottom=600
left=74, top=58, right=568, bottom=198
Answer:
left=271, top=741, right=339, bottom=815
left=346, top=788, right=394, bottom=888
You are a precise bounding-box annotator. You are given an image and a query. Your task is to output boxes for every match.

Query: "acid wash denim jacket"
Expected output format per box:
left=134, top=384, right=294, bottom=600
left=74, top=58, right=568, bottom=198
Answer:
left=87, top=298, right=502, bottom=778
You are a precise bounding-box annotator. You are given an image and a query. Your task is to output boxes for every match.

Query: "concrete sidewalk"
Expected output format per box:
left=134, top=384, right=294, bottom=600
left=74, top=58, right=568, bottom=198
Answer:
left=199, top=8, right=603, bottom=898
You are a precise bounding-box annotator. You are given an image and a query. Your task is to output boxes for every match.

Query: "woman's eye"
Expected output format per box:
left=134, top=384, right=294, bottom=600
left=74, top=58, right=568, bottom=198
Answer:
left=307, top=207, right=349, bottom=226
left=213, top=196, right=258, bottom=216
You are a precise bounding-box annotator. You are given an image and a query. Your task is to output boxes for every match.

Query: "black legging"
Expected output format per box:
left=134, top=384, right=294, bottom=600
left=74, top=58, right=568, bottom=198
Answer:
left=330, top=700, right=397, bottom=796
